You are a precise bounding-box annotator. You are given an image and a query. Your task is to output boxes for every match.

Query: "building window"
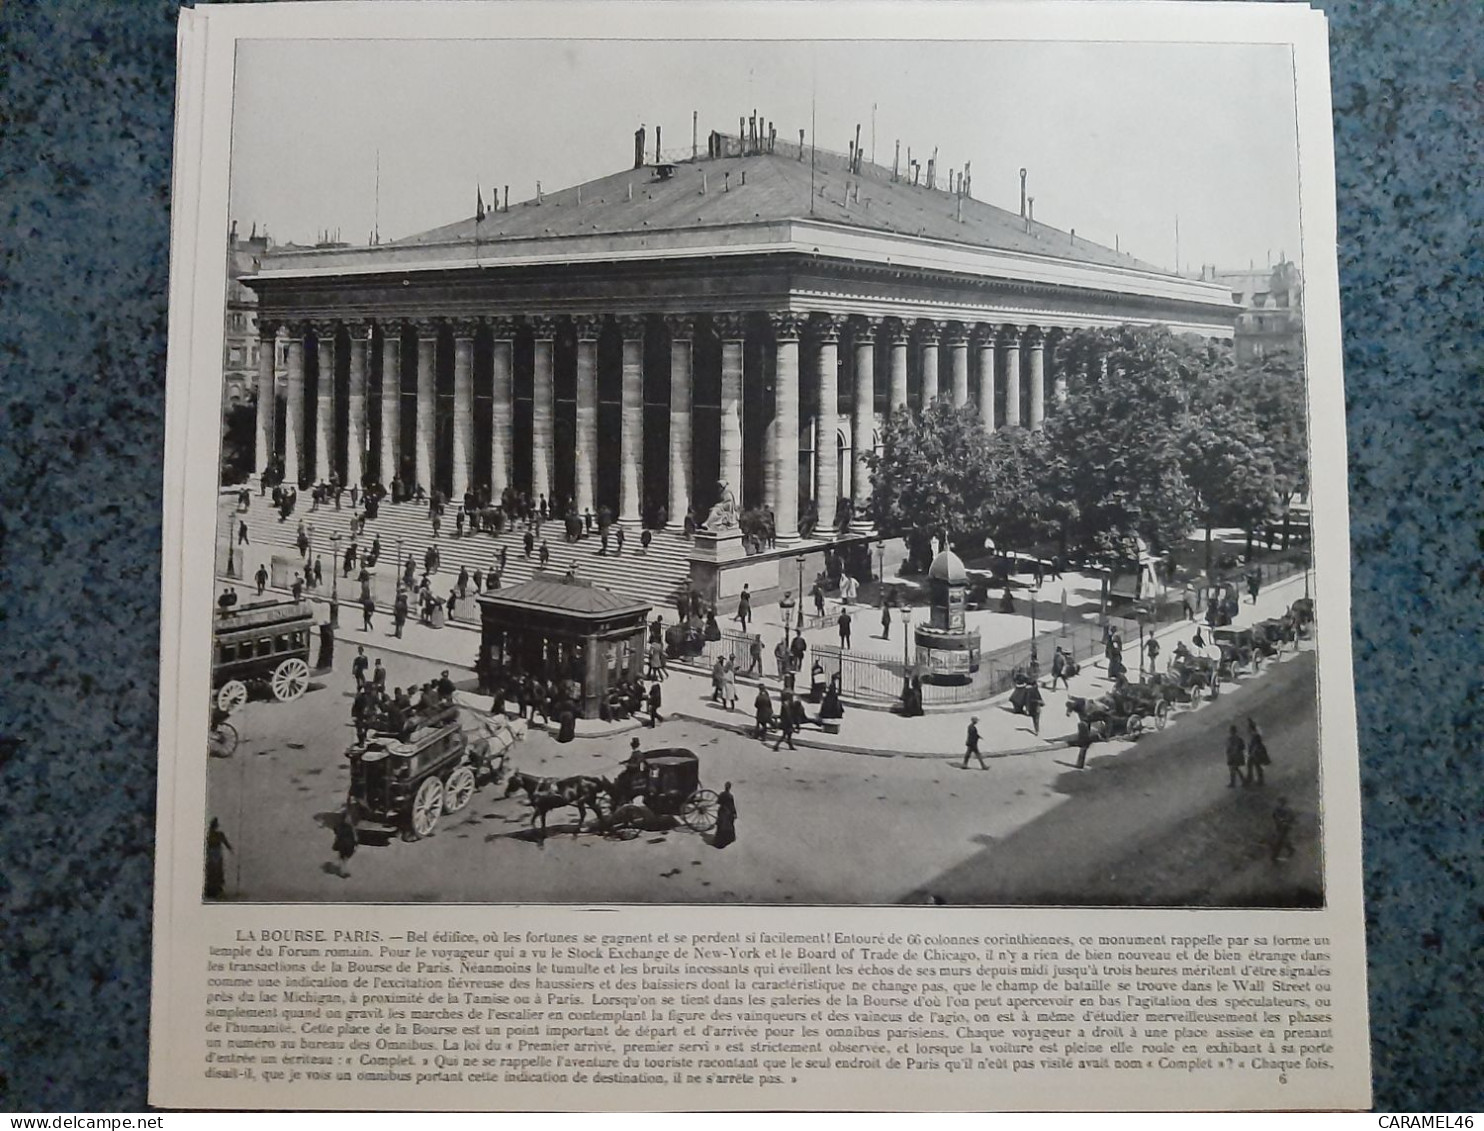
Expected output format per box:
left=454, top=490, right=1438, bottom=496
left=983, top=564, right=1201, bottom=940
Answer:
left=229, top=346, right=244, bottom=366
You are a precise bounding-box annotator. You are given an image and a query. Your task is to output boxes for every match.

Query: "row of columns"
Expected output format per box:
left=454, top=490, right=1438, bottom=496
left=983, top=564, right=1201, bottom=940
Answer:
left=255, top=313, right=1062, bottom=548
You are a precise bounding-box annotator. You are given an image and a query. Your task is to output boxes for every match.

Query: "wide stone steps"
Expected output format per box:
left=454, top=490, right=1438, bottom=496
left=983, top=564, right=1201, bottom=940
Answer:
left=234, top=497, right=696, bottom=608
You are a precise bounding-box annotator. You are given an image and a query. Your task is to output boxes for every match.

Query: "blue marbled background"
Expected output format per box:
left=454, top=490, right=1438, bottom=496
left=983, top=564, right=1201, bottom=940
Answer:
left=0, top=0, right=1479, bottom=1112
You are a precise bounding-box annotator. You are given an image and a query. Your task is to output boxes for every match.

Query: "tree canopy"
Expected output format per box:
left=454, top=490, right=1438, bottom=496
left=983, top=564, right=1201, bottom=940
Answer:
left=866, top=324, right=1306, bottom=575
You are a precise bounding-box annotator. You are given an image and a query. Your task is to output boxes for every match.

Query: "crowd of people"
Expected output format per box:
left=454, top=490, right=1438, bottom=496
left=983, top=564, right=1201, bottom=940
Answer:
left=349, top=662, right=458, bottom=745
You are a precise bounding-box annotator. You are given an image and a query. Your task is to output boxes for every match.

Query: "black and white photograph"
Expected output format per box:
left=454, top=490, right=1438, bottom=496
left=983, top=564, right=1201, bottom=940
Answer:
left=204, top=31, right=1324, bottom=908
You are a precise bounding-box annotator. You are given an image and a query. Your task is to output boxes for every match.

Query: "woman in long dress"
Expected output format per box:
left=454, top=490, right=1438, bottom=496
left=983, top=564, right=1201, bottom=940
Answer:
left=713, top=783, right=737, bottom=849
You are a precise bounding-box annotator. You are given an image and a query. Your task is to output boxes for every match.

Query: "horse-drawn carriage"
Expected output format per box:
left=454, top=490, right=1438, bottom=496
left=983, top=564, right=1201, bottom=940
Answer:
left=1066, top=693, right=1147, bottom=741
left=212, top=600, right=315, bottom=712
left=1213, top=626, right=1265, bottom=679
left=1168, top=649, right=1221, bottom=702
left=608, top=748, right=720, bottom=832
left=1110, top=681, right=1172, bottom=730
left=346, top=703, right=517, bottom=840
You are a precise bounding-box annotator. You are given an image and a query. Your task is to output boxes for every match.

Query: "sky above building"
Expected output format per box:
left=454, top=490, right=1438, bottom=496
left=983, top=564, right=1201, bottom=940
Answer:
left=230, top=36, right=1303, bottom=274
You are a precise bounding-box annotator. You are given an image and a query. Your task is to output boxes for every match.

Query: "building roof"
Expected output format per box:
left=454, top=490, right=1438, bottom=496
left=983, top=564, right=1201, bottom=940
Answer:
left=478, top=574, right=651, bottom=619
left=392, top=145, right=1163, bottom=274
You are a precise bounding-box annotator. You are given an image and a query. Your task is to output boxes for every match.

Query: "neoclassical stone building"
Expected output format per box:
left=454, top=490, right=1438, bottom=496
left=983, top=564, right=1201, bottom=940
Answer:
left=244, top=133, right=1237, bottom=547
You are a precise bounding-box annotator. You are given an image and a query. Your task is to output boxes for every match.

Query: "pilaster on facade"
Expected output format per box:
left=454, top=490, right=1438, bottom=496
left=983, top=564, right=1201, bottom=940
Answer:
left=572, top=314, right=602, bottom=519
left=946, top=322, right=971, bottom=409
left=281, top=324, right=307, bottom=486
left=529, top=315, right=559, bottom=512
left=1024, top=325, right=1046, bottom=432
left=380, top=322, right=402, bottom=488
left=412, top=318, right=438, bottom=494
left=713, top=312, right=747, bottom=510
left=345, top=320, right=371, bottom=491
left=972, top=322, right=997, bottom=432
left=450, top=318, right=479, bottom=499
left=255, top=320, right=280, bottom=475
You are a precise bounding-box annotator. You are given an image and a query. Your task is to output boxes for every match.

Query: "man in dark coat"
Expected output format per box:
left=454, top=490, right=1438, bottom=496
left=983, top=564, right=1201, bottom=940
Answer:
left=1226, top=724, right=1247, bottom=788
left=647, top=681, right=663, bottom=727
left=773, top=693, right=797, bottom=751
left=254, top=562, right=268, bottom=595
left=962, top=716, right=986, bottom=770
left=753, top=686, right=773, bottom=739
left=838, top=609, right=852, bottom=649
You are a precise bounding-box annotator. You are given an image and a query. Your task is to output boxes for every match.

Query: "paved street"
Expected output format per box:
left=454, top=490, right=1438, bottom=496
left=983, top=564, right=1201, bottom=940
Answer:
left=204, top=606, right=1319, bottom=906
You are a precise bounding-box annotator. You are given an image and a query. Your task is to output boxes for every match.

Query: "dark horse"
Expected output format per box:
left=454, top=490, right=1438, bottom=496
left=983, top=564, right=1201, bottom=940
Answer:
left=504, top=771, right=607, bottom=836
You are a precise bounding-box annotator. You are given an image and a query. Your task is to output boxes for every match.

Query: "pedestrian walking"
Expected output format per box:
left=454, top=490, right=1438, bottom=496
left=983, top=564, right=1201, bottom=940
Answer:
left=393, top=590, right=408, bottom=638
left=1270, top=796, right=1296, bottom=861
left=774, top=638, right=790, bottom=679
left=539, top=540, right=550, bottom=568
left=811, top=582, right=825, bottom=619
left=1225, top=724, right=1247, bottom=788
left=599, top=528, right=610, bottom=556
left=254, top=563, right=268, bottom=595
left=647, top=681, right=663, bottom=727
left=789, top=631, right=808, bottom=672
left=331, top=808, right=358, bottom=879
left=238, top=518, right=249, bottom=545
left=773, top=693, right=797, bottom=750
left=838, top=609, right=852, bottom=649
left=615, top=526, right=626, bottom=555
left=291, top=573, right=304, bottom=602
left=1025, top=682, right=1044, bottom=735
left=753, top=685, right=773, bottom=739
left=712, top=782, right=737, bottom=849
left=880, top=600, right=892, bottom=639
left=361, top=594, right=375, bottom=631
left=746, top=634, right=763, bottom=677
left=736, top=585, right=752, bottom=631
left=641, top=528, right=652, bottom=553
left=962, top=716, right=987, bottom=769
left=1050, top=646, right=1070, bottom=691
left=204, top=818, right=233, bottom=899
left=1074, top=719, right=1093, bottom=769
left=313, top=557, right=324, bottom=590
left=1247, top=569, right=1262, bottom=605
left=352, top=645, right=369, bottom=688
left=370, top=658, right=386, bottom=694
left=1146, top=635, right=1160, bottom=672
left=1245, top=718, right=1270, bottom=786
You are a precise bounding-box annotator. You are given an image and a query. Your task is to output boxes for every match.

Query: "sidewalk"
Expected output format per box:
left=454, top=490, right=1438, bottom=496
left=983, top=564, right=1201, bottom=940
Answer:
left=221, top=568, right=1309, bottom=760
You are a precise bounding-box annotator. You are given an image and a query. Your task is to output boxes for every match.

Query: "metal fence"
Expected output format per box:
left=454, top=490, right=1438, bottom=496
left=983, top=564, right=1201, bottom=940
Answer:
left=701, top=628, right=763, bottom=676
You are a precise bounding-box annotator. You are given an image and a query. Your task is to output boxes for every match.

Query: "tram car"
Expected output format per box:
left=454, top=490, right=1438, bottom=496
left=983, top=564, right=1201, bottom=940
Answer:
left=212, top=600, right=314, bottom=711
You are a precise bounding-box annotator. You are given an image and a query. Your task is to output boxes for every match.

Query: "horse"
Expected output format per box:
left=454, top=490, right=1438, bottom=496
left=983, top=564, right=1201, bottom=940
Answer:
left=1065, top=695, right=1115, bottom=741
left=503, top=771, right=606, bottom=836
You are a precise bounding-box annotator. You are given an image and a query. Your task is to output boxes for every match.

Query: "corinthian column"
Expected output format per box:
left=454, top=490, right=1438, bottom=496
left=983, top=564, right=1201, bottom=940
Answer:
left=255, top=320, right=278, bottom=475
left=346, top=321, right=369, bottom=490
left=851, top=317, right=877, bottom=534
left=312, top=321, right=337, bottom=483
left=975, top=324, right=996, bottom=432
left=572, top=315, right=601, bottom=519
left=665, top=314, right=695, bottom=530
left=530, top=315, right=557, bottom=511
left=770, top=312, right=806, bottom=545
left=617, top=314, right=646, bottom=528
left=1001, top=325, right=1022, bottom=428
left=919, top=319, right=942, bottom=405
left=283, top=324, right=305, bottom=485
left=888, top=319, right=909, bottom=410
left=380, top=322, right=401, bottom=486
left=1027, top=327, right=1046, bottom=431
left=948, top=323, right=970, bottom=408
left=414, top=320, right=437, bottom=493
left=489, top=318, right=514, bottom=498
left=811, top=313, right=842, bottom=532
left=450, top=320, right=477, bottom=499
left=714, top=313, right=746, bottom=511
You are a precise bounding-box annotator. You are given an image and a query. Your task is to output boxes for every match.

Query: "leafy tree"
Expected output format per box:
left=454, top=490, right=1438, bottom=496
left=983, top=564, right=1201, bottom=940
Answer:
left=1178, top=398, right=1279, bottom=572
left=1226, top=346, right=1308, bottom=541
left=1041, top=325, right=1213, bottom=566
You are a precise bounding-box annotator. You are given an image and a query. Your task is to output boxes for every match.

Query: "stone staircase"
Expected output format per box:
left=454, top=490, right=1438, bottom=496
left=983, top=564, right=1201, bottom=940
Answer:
left=231, top=495, right=696, bottom=609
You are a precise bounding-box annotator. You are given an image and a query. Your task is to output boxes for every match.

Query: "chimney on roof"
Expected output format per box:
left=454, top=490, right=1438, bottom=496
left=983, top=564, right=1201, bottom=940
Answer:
left=893, top=140, right=900, bottom=181
left=724, top=172, right=730, bottom=192
left=798, top=129, right=805, bottom=159
left=849, top=140, right=855, bottom=168
left=627, top=182, right=633, bottom=201
left=702, top=171, right=708, bottom=194
left=655, top=125, right=661, bottom=163
left=537, top=181, right=543, bottom=204
left=504, top=186, right=509, bottom=212
left=1019, top=168, right=1028, bottom=218
left=1027, top=197, right=1035, bottom=229
left=1070, top=228, right=1076, bottom=244
left=634, top=125, right=646, bottom=170
left=854, top=124, right=862, bottom=172
left=693, top=111, right=698, bottom=161
left=741, top=170, right=746, bottom=186
left=964, top=162, right=971, bottom=199
left=769, top=124, right=776, bottom=153
left=740, top=117, right=746, bottom=151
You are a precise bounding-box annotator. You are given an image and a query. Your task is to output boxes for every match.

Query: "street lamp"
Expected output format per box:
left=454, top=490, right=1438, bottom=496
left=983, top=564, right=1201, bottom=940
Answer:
left=1028, top=584, right=1040, bottom=682
left=898, top=603, right=913, bottom=671
left=329, top=531, right=341, bottom=628
left=795, top=554, right=807, bottom=628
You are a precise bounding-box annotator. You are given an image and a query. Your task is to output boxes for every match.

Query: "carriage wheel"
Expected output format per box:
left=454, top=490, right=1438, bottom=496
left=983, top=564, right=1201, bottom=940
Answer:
left=1210, top=674, right=1222, bottom=698
left=217, top=680, right=248, bottom=713
left=681, top=790, right=720, bottom=833
left=1155, top=701, right=1169, bottom=730
left=1190, top=685, right=1204, bottom=707
left=1253, top=650, right=1265, bottom=672
left=1092, top=720, right=1109, bottom=743
left=1126, top=714, right=1144, bottom=736
left=271, top=658, right=310, bottom=702
left=442, top=766, right=476, bottom=813
left=406, top=777, right=444, bottom=839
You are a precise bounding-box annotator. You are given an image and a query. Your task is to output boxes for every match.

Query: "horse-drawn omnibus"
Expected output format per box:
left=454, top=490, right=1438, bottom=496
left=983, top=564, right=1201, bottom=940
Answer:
left=212, top=600, right=314, bottom=711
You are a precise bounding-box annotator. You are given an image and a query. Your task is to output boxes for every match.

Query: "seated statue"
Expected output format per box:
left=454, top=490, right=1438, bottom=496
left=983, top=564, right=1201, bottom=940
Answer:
left=699, top=480, right=739, bottom=532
